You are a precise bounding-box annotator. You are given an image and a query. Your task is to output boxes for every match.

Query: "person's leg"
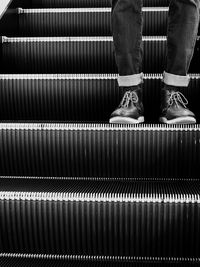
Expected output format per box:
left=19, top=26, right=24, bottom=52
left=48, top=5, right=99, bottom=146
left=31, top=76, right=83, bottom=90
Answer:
left=112, top=0, right=143, bottom=83
left=110, top=0, right=144, bottom=124
left=160, top=0, right=200, bottom=124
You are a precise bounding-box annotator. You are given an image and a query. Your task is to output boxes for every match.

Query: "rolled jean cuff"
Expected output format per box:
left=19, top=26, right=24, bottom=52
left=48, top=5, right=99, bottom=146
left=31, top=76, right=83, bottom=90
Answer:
left=163, top=71, right=190, bottom=87
left=117, top=73, right=144, bottom=87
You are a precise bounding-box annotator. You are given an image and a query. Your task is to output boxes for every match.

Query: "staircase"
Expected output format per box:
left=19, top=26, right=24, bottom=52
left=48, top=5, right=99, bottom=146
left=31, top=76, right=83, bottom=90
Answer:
left=0, top=0, right=200, bottom=266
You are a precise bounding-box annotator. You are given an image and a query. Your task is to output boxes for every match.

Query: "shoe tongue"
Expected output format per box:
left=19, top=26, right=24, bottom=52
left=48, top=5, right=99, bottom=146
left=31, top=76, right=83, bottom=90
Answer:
left=167, top=88, right=177, bottom=94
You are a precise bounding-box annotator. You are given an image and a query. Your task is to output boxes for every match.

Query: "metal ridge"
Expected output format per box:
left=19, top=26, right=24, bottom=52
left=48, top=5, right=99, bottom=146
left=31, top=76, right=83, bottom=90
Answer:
left=0, top=36, right=173, bottom=42
left=0, top=123, right=199, bottom=131
left=0, top=73, right=200, bottom=80
left=0, top=176, right=198, bottom=181
left=0, top=190, right=200, bottom=203
left=1, top=36, right=199, bottom=43
left=0, top=253, right=199, bottom=263
left=17, top=7, right=169, bottom=14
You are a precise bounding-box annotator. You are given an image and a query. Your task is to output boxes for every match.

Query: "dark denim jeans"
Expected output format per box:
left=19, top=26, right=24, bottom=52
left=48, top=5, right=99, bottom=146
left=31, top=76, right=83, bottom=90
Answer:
left=112, top=0, right=200, bottom=87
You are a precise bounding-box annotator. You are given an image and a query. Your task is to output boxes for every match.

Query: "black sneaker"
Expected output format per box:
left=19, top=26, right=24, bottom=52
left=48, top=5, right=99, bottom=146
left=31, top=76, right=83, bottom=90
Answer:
left=159, top=88, right=196, bottom=124
left=109, top=86, right=144, bottom=124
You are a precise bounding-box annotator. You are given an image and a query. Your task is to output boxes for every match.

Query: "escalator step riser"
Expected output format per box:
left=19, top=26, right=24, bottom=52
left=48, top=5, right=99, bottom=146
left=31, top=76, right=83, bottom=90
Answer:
left=0, top=189, right=200, bottom=257
left=0, top=75, right=199, bottom=122
left=11, top=0, right=170, bottom=8
left=0, top=125, right=199, bottom=178
left=1, top=37, right=199, bottom=73
left=0, top=8, right=169, bottom=37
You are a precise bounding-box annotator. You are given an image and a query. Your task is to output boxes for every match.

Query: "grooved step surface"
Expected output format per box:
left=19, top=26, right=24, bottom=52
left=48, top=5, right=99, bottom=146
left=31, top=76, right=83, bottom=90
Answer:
left=0, top=256, right=199, bottom=266
left=0, top=124, right=199, bottom=178
left=0, top=74, right=199, bottom=122
left=1, top=177, right=200, bottom=194
left=10, top=0, right=170, bottom=8
left=0, top=37, right=199, bottom=74
left=0, top=8, right=169, bottom=36
left=0, top=179, right=200, bottom=258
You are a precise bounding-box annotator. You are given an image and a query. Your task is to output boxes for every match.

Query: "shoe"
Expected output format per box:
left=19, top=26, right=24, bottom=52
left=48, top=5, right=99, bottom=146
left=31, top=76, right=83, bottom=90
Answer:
left=109, top=86, right=144, bottom=124
left=159, top=87, right=196, bottom=124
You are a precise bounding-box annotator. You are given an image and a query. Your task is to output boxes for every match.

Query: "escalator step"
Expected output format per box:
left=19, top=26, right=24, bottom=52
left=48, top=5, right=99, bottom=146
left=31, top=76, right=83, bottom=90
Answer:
left=0, top=178, right=200, bottom=259
left=0, top=124, right=199, bottom=178
left=0, top=36, right=199, bottom=74
left=0, top=8, right=169, bottom=37
left=0, top=74, right=199, bottom=122
left=10, top=0, right=170, bottom=8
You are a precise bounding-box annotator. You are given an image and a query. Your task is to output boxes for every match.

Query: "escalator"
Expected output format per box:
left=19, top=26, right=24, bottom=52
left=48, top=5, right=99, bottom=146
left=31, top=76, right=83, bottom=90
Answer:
left=0, top=0, right=200, bottom=266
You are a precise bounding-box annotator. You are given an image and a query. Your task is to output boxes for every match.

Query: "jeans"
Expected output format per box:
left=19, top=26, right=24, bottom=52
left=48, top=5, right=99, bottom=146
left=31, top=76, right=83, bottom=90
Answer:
left=112, top=0, right=200, bottom=87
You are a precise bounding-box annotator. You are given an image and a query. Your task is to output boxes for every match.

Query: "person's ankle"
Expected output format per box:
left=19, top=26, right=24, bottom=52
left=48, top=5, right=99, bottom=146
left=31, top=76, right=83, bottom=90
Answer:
left=121, top=84, right=142, bottom=92
left=163, top=84, right=182, bottom=92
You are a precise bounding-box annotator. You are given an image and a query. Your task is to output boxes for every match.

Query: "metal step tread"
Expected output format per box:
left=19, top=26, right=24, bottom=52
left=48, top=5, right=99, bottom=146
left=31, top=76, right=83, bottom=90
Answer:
left=0, top=8, right=170, bottom=37
left=0, top=123, right=199, bottom=179
left=0, top=36, right=199, bottom=74
left=1, top=177, right=200, bottom=198
left=0, top=73, right=199, bottom=122
left=1, top=178, right=200, bottom=259
left=0, top=254, right=199, bottom=266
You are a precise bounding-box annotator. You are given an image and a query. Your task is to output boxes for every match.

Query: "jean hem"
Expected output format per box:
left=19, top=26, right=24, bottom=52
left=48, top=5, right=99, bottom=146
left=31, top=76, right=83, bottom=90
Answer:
left=118, top=73, right=144, bottom=87
left=163, top=71, right=190, bottom=87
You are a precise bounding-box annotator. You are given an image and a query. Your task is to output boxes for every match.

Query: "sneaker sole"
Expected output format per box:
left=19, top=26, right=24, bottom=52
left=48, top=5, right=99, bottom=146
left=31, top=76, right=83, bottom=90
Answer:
left=159, top=116, right=196, bottom=124
left=109, top=116, right=144, bottom=124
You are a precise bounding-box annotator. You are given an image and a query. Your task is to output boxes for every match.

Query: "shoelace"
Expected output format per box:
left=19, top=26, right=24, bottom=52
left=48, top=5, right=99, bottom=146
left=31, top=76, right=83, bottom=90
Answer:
left=119, top=90, right=139, bottom=108
left=167, top=91, right=188, bottom=108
